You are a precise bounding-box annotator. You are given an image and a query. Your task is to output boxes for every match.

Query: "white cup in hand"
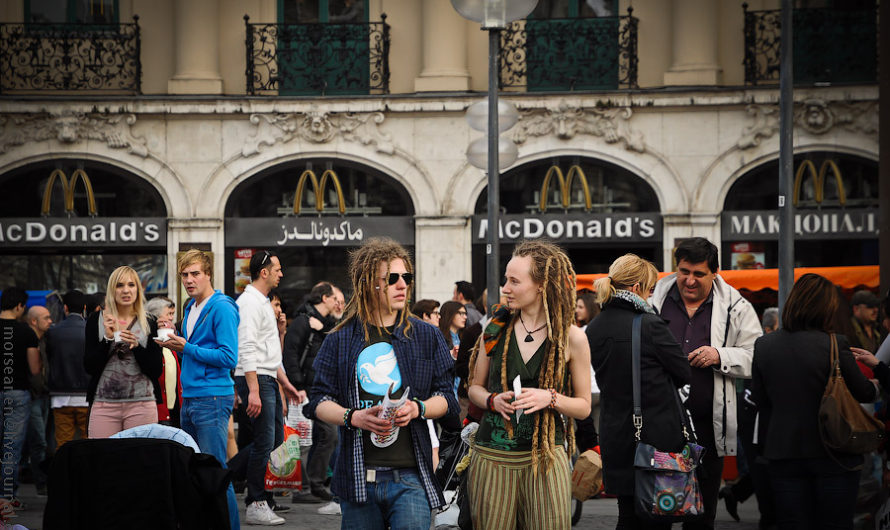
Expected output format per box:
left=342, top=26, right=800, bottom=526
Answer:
left=156, top=328, right=173, bottom=341
left=113, top=331, right=123, bottom=342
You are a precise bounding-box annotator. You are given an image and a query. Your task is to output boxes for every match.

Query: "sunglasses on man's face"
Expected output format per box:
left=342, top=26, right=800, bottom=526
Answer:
left=382, top=272, right=414, bottom=285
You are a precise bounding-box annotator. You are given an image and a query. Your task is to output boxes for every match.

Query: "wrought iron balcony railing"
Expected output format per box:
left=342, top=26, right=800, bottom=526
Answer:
left=499, top=8, right=638, bottom=91
left=0, top=17, right=141, bottom=93
left=245, top=15, right=390, bottom=96
left=743, top=3, right=877, bottom=86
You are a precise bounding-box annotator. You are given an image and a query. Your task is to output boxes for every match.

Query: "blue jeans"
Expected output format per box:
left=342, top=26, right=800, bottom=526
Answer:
left=340, top=469, right=431, bottom=530
left=0, top=390, right=31, bottom=499
left=25, top=395, right=49, bottom=488
left=181, top=394, right=240, bottom=530
left=769, top=456, right=861, bottom=529
left=234, top=375, right=283, bottom=505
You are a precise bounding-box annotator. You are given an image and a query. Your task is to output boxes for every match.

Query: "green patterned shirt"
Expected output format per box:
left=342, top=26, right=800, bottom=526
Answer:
left=475, top=330, right=565, bottom=451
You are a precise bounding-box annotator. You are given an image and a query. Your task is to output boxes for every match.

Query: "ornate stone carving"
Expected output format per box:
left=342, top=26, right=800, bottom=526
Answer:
left=242, top=110, right=394, bottom=157
left=737, top=100, right=878, bottom=149
left=0, top=112, right=148, bottom=157
left=510, top=101, right=645, bottom=152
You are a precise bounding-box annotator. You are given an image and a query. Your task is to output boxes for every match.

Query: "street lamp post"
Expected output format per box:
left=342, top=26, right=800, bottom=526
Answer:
left=451, top=0, right=538, bottom=311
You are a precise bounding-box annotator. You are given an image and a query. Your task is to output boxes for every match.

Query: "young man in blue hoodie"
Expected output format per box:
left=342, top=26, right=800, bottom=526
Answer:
left=157, top=249, right=240, bottom=530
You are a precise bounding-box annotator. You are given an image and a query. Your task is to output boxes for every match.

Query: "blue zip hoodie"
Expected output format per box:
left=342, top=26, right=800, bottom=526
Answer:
left=180, top=290, right=239, bottom=398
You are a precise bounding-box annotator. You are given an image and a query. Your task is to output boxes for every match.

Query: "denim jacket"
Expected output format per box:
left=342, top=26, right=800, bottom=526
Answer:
left=304, top=316, right=459, bottom=508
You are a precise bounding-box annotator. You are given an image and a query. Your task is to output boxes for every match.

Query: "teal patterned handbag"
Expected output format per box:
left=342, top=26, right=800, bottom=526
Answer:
left=630, top=314, right=705, bottom=522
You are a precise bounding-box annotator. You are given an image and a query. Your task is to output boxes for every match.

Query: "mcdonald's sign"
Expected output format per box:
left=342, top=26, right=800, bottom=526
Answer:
left=293, top=169, right=346, bottom=215
left=41, top=168, right=98, bottom=216
left=538, top=165, right=592, bottom=212
left=792, top=159, right=846, bottom=207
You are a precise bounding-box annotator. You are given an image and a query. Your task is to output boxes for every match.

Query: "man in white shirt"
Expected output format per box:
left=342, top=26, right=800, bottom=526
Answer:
left=234, top=250, right=301, bottom=525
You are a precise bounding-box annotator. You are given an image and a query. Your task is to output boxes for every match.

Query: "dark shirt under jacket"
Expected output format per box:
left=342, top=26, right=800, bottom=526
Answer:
left=659, top=285, right=715, bottom=446
left=751, top=330, right=877, bottom=461
left=586, top=297, right=690, bottom=496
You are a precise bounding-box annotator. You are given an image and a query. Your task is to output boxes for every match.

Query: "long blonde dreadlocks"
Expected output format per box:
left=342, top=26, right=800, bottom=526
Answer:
left=468, top=240, right=577, bottom=473
left=334, top=237, right=415, bottom=341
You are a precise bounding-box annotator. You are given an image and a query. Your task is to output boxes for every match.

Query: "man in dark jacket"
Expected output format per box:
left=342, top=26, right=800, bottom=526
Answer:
left=284, top=281, right=340, bottom=503
left=46, top=290, right=90, bottom=450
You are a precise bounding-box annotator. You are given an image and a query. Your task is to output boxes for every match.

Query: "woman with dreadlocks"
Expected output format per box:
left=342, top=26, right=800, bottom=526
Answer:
left=467, top=240, right=591, bottom=529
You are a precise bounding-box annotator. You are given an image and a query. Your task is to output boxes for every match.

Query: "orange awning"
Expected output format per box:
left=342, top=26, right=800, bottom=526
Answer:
left=577, top=266, right=879, bottom=292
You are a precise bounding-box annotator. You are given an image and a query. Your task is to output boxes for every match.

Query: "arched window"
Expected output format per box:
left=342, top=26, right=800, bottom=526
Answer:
left=474, top=156, right=659, bottom=214
left=721, top=152, right=878, bottom=269
left=226, top=158, right=413, bottom=217
left=224, top=158, right=415, bottom=308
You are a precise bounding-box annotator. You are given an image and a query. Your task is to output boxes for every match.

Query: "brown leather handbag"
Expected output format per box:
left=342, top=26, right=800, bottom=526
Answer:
left=818, top=333, right=886, bottom=455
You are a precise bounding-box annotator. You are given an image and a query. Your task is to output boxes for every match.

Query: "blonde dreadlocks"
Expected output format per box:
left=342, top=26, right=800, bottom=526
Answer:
left=468, top=240, right=578, bottom=473
left=335, top=237, right=415, bottom=341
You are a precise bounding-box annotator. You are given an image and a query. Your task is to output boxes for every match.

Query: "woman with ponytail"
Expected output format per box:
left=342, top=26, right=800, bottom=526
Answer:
left=467, top=240, right=591, bottom=529
left=586, top=254, right=690, bottom=529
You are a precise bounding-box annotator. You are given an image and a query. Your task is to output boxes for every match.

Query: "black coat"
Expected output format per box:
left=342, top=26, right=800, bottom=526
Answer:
left=84, top=311, right=163, bottom=404
left=586, top=297, right=690, bottom=495
left=46, top=314, right=91, bottom=394
left=282, top=304, right=336, bottom=390
left=45, top=437, right=231, bottom=529
left=751, top=330, right=877, bottom=461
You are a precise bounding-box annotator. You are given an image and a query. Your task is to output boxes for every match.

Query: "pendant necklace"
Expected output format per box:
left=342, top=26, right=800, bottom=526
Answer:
left=519, top=314, right=547, bottom=342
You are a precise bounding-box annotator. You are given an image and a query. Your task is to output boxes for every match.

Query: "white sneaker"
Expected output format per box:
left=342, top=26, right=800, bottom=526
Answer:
left=246, top=500, right=285, bottom=526
left=317, top=501, right=341, bottom=515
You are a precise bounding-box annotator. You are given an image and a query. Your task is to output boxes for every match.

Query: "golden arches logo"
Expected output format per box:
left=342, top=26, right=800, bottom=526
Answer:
left=539, top=165, right=592, bottom=212
left=793, top=159, right=846, bottom=207
left=41, top=168, right=98, bottom=216
left=293, top=169, right=346, bottom=215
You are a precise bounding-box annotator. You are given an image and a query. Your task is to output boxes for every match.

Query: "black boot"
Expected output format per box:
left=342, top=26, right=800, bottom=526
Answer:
left=719, top=485, right=740, bottom=522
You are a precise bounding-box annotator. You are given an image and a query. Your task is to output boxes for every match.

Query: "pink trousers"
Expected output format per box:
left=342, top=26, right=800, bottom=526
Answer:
left=88, top=400, right=158, bottom=438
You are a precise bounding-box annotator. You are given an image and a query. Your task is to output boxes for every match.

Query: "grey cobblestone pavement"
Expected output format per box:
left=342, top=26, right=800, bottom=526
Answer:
left=22, top=482, right=762, bottom=529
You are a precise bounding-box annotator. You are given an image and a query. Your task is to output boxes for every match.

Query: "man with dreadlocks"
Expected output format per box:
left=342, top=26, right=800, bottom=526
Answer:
left=467, top=240, right=591, bottom=529
left=304, top=237, right=459, bottom=529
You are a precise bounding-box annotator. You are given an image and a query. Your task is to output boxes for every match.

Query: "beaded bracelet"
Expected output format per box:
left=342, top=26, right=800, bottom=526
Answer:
left=343, top=408, right=355, bottom=430
left=487, top=392, right=499, bottom=412
left=412, top=397, right=426, bottom=420
left=548, top=388, right=557, bottom=410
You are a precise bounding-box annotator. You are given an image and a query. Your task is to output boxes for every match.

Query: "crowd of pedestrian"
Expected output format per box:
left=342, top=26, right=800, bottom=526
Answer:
left=0, top=235, right=888, bottom=529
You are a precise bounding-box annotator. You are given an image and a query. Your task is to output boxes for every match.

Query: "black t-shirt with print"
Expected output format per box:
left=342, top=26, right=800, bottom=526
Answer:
left=357, top=325, right=417, bottom=469
left=0, top=319, right=38, bottom=391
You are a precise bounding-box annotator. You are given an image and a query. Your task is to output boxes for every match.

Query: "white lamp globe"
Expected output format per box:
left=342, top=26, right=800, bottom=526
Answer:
left=450, top=0, right=539, bottom=28
left=466, top=100, right=520, bottom=133
left=466, top=136, right=519, bottom=170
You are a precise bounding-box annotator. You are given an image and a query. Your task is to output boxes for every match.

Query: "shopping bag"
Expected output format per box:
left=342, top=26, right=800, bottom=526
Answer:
left=265, top=425, right=303, bottom=490
left=286, top=401, right=313, bottom=448
left=571, top=449, right=604, bottom=500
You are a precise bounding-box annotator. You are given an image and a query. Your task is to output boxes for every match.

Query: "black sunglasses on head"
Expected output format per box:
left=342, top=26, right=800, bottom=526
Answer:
left=383, top=272, right=413, bottom=285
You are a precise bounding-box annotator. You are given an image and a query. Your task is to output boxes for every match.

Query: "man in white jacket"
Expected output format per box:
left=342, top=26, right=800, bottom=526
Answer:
left=650, top=238, right=761, bottom=530
left=234, top=250, right=301, bottom=525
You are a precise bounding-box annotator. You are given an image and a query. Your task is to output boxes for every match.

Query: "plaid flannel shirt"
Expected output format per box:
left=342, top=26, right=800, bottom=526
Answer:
left=304, top=317, right=459, bottom=508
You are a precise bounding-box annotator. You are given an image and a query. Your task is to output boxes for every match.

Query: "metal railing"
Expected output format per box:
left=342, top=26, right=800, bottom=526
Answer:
left=499, top=8, right=638, bottom=91
left=743, top=3, right=877, bottom=86
left=245, top=14, right=390, bottom=96
left=0, top=17, right=141, bottom=93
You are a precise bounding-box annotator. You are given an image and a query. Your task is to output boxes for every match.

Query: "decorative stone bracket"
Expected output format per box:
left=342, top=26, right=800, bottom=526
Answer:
left=0, top=112, right=148, bottom=157
left=510, top=101, right=645, bottom=153
left=242, top=110, right=395, bottom=158
left=737, top=100, right=878, bottom=149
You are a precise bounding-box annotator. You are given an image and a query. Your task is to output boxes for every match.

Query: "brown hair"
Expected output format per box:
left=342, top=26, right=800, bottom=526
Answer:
left=507, top=240, right=577, bottom=472
left=177, top=249, right=213, bottom=282
left=336, top=237, right=414, bottom=340
left=438, top=301, right=465, bottom=348
left=782, top=273, right=839, bottom=332
left=594, top=254, right=658, bottom=306
left=576, top=289, right=600, bottom=326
